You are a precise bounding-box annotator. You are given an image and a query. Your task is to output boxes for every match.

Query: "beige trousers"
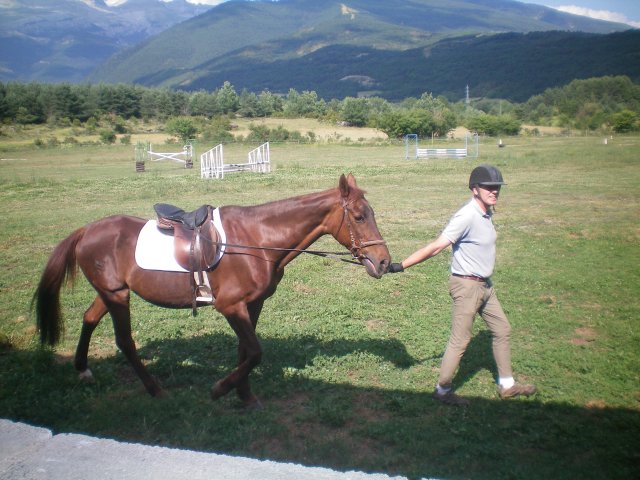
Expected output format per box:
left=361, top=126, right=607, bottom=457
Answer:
left=437, top=275, right=513, bottom=388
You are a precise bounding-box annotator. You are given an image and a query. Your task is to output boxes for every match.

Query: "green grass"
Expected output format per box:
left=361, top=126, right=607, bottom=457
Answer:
left=0, top=135, right=639, bottom=479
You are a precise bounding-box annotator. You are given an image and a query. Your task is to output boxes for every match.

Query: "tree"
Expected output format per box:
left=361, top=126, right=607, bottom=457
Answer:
left=98, top=128, right=116, bottom=144
left=283, top=89, right=326, bottom=118
left=52, top=84, right=84, bottom=122
left=611, top=110, right=638, bottom=133
left=0, top=82, right=7, bottom=121
left=465, top=112, right=521, bottom=136
left=201, top=116, right=234, bottom=143
left=216, top=81, right=239, bottom=114
left=166, top=117, right=198, bottom=143
left=257, top=90, right=283, bottom=117
left=238, top=90, right=260, bottom=117
left=340, top=97, right=370, bottom=127
left=189, top=90, right=218, bottom=117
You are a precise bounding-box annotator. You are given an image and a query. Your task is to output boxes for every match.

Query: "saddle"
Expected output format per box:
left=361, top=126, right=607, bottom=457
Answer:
left=154, top=203, right=220, bottom=313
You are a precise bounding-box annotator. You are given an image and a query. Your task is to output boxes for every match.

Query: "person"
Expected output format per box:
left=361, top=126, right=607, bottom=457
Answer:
left=388, top=164, right=536, bottom=405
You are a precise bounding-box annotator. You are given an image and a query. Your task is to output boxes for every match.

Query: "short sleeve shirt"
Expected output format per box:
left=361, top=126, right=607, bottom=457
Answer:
left=441, top=199, right=496, bottom=278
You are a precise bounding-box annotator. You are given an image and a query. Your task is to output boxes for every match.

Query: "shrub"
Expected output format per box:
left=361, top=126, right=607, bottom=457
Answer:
left=98, top=129, right=116, bottom=144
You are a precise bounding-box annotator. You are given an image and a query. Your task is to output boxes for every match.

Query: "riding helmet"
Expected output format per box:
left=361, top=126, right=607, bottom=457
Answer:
left=469, top=164, right=506, bottom=189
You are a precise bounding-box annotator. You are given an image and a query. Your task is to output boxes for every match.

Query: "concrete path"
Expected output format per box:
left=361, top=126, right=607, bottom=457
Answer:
left=0, top=419, right=409, bottom=480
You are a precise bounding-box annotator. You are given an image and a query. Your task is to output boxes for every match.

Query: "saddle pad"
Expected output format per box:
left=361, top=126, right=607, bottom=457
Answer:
left=135, top=208, right=226, bottom=272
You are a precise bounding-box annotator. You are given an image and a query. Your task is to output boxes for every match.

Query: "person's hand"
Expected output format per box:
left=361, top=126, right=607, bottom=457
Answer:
left=387, top=262, right=404, bottom=273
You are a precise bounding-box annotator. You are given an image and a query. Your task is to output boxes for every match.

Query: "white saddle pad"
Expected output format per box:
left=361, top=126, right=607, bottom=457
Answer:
left=135, top=208, right=226, bottom=272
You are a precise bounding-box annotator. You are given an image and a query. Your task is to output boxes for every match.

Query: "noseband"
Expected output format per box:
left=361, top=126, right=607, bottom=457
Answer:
left=341, top=199, right=387, bottom=260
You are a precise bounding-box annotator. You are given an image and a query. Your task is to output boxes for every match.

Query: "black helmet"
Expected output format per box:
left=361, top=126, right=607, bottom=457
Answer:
left=469, top=164, right=506, bottom=189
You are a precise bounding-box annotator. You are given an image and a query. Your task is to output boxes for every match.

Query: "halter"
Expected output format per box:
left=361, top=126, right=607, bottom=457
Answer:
left=341, top=198, right=387, bottom=260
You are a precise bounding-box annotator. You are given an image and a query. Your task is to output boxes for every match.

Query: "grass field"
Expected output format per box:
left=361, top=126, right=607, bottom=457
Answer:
left=0, top=132, right=638, bottom=479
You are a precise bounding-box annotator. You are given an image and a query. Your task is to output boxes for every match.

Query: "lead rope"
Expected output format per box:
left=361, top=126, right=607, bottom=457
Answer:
left=200, top=201, right=386, bottom=266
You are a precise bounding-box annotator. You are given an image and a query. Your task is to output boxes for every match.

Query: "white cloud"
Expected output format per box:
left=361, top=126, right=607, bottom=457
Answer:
left=184, top=0, right=228, bottom=4
left=554, top=5, right=640, bottom=28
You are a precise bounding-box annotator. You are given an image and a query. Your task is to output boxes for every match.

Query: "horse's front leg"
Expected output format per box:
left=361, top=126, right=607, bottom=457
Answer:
left=235, top=300, right=265, bottom=408
left=211, top=301, right=263, bottom=408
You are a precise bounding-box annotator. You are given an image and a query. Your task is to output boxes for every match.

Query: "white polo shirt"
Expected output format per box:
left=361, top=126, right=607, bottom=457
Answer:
left=441, top=199, right=496, bottom=278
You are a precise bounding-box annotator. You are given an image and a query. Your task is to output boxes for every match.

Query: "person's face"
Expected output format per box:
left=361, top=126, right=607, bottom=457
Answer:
left=474, top=184, right=501, bottom=208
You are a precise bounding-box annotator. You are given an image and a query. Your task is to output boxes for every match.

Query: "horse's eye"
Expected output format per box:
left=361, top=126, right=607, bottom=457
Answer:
left=354, top=214, right=365, bottom=223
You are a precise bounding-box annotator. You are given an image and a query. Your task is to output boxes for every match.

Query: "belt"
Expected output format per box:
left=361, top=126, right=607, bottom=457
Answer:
left=452, top=273, right=489, bottom=282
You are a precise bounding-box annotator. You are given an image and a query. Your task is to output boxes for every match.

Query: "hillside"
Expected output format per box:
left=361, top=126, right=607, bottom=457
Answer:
left=0, top=0, right=210, bottom=83
left=90, top=0, right=632, bottom=99
left=203, top=30, right=638, bottom=102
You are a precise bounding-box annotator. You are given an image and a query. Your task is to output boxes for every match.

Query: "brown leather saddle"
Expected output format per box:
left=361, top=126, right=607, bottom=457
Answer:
left=154, top=203, right=220, bottom=314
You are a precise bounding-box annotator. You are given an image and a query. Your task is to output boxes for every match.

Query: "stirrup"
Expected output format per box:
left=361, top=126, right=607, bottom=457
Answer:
left=195, top=285, right=214, bottom=304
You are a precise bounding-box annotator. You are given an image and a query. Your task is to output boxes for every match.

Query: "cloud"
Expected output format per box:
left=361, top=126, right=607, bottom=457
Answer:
left=184, top=0, right=228, bottom=5
left=554, top=5, right=640, bottom=28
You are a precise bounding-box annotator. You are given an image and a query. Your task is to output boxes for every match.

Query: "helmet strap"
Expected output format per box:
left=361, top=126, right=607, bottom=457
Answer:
left=472, top=187, right=495, bottom=215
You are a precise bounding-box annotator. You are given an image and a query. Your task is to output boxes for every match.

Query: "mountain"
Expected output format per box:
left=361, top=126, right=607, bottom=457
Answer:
left=187, top=29, right=638, bottom=102
left=90, top=0, right=632, bottom=97
left=0, top=0, right=210, bottom=83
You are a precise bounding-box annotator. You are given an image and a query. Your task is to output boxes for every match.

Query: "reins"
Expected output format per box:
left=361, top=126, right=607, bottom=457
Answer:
left=201, top=195, right=387, bottom=267
left=208, top=240, right=363, bottom=265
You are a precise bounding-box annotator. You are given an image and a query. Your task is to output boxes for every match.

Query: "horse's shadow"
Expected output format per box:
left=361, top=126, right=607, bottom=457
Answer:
left=4, top=330, right=639, bottom=480
left=135, top=329, right=418, bottom=391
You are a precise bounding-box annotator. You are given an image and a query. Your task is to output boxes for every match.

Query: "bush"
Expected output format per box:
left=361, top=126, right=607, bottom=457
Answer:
left=201, top=116, right=234, bottom=143
left=98, top=129, right=116, bottom=144
left=611, top=110, right=638, bottom=133
left=166, top=117, right=198, bottom=143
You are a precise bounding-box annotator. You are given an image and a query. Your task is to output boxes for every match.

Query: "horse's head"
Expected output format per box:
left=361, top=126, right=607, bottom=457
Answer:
left=334, top=174, right=391, bottom=279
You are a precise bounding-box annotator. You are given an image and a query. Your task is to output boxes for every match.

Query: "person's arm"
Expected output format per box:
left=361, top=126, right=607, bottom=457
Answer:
left=388, top=234, right=452, bottom=273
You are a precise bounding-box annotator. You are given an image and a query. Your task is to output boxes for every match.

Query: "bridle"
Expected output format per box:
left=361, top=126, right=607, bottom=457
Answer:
left=203, top=197, right=387, bottom=265
left=340, top=198, right=387, bottom=261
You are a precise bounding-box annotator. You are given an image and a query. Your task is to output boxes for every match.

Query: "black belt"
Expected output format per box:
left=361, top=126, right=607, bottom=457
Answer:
left=452, top=273, right=488, bottom=282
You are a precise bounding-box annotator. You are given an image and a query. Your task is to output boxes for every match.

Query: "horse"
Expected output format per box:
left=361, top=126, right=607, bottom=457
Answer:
left=33, top=173, right=391, bottom=408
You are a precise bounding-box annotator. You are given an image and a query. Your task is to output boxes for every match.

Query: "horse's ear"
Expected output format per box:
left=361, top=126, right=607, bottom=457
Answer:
left=339, top=174, right=349, bottom=198
left=347, top=173, right=358, bottom=188
left=339, top=173, right=357, bottom=198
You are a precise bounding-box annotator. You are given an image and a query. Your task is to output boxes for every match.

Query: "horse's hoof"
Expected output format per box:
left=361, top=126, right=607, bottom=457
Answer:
left=210, top=381, right=227, bottom=401
left=244, top=398, right=264, bottom=411
left=78, top=369, right=95, bottom=383
left=152, top=388, right=168, bottom=398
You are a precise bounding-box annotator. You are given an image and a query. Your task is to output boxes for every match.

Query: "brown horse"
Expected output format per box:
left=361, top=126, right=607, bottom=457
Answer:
left=34, top=174, right=390, bottom=407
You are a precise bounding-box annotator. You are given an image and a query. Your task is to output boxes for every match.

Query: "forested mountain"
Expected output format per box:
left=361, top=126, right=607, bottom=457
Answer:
left=176, top=30, right=640, bottom=102
left=1, top=0, right=637, bottom=103
left=90, top=0, right=630, bottom=97
left=0, top=0, right=210, bottom=83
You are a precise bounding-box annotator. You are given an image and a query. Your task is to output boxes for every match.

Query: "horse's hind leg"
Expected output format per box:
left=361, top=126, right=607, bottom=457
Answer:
left=106, top=289, right=165, bottom=397
left=74, top=295, right=108, bottom=382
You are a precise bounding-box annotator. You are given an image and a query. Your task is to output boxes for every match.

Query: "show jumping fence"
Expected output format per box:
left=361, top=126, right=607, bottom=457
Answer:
left=135, top=141, right=193, bottom=172
left=405, top=133, right=478, bottom=160
left=200, top=142, right=271, bottom=179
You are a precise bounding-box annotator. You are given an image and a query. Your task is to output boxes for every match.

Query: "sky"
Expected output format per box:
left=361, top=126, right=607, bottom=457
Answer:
left=153, top=0, right=640, bottom=29
left=523, top=0, right=640, bottom=27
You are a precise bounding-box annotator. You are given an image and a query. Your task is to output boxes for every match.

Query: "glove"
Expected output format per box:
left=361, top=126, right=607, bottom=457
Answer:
left=387, top=262, right=404, bottom=273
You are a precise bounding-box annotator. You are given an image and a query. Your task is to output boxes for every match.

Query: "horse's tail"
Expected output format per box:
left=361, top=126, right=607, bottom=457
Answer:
left=32, top=227, right=85, bottom=346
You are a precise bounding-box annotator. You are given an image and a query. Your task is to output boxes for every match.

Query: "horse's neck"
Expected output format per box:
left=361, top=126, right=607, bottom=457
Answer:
left=257, top=189, right=337, bottom=246
left=226, top=189, right=339, bottom=263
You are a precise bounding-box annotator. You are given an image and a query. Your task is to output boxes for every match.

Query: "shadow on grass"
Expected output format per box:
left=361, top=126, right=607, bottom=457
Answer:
left=1, top=331, right=638, bottom=480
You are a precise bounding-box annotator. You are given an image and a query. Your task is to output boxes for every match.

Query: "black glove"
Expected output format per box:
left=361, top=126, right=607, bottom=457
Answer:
left=388, top=262, right=404, bottom=273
